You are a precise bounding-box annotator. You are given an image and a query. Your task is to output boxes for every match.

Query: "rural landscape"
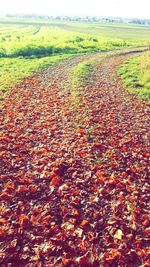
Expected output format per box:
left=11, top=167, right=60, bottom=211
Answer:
left=0, top=15, right=150, bottom=267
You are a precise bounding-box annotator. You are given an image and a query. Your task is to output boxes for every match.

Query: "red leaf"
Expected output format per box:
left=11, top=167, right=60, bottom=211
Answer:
left=17, top=185, right=28, bottom=193
left=0, top=228, right=6, bottom=238
left=96, top=170, right=105, bottom=184
left=50, top=175, right=61, bottom=186
left=0, top=192, right=12, bottom=201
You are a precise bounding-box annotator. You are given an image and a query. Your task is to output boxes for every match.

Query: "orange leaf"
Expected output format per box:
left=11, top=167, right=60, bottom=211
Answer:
left=80, top=219, right=89, bottom=227
left=17, top=185, right=28, bottom=193
left=0, top=218, right=7, bottom=224
left=96, top=170, right=105, bottom=184
left=72, top=209, right=79, bottom=216
left=4, top=182, right=14, bottom=191
left=19, top=214, right=29, bottom=228
left=62, top=258, right=71, bottom=265
left=76, top=127, right=85, bottom=135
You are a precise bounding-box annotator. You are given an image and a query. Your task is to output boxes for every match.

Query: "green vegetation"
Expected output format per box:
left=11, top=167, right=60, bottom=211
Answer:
left=0, top=19, right=149, bottom=101
left=119, top=51, right=150, bottom=102
left=0, top=54, right=72, bottom=100
left=70, top=59, right=96, bottom=125
left=0, top=24, right=132, bottom=58
left=72, top=60, right=94, bottom=90
left=71, top=59, right=95, bottom=102
left=69, top=22, right=150, bottom=45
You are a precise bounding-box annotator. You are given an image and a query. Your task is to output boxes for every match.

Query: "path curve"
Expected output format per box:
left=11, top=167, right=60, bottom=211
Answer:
left=0, top=50, right=150, bottom=266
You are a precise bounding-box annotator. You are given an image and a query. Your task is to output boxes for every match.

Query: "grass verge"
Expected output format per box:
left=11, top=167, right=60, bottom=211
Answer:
left=72, top=60, right=94, bottom=91
left=119, top=51, right=150, bottom=103
left=0, top=54, right=73, bottom=100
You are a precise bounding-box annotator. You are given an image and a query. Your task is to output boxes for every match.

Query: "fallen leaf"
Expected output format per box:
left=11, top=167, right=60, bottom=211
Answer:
left=19, top=214, right=29, bottom=228
left=114, top=229, right=123, bottom=240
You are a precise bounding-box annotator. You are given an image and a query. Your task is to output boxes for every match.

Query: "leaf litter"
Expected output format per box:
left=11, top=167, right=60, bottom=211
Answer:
left=0, top=51, right=150, bottom=266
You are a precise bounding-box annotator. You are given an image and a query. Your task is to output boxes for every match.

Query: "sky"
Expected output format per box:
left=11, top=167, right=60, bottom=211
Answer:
left=1, top=0, right=150, bottom=19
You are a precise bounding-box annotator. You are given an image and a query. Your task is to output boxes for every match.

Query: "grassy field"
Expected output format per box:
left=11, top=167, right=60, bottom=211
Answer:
left=0, top=23, right=132, bottom=58
left=119, top=51, right=150, bottom=102
left=64, top=21, right=150, bottom=45
left=0, top=18, right=150, bottom=102
left=1, top=17, right=150, bottom=43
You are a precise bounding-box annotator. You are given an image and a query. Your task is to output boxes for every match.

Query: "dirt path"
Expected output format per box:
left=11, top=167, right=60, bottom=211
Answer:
left=0, top=50, right=149, bottom=266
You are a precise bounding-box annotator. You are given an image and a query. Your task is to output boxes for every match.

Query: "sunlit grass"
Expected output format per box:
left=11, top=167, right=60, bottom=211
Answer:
left=0, top=54, right=73, bottom=100
left=0, top=24, right=132, bottom=58
left=119, top=51, right=150, bottom=103
left=0, top=20, right=149, bottom=104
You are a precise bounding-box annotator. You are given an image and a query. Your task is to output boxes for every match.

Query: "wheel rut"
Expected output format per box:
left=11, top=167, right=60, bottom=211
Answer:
left=0, top=50, right=149, bottom=266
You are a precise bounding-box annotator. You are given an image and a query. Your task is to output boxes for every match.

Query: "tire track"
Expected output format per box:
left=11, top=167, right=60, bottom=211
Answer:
left=0, top=49, right=149, bottom=267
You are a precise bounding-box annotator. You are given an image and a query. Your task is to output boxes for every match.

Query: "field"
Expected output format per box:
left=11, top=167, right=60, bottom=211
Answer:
left=0, top=19, right=150, bottom=266
left=0, top=20, right=132, bottom=102
left=0, top=22, right=132, bottom=58
left=0, top=19, right=150, bottom=101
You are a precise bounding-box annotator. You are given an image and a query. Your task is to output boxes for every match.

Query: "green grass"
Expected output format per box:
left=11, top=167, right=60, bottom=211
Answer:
left=0, top=23, right=132, bottom=58
left=72, top=61, right=95, bottom=89
left=1, top=18, right=150, bottom=43
left=70, top=58, right=96, bottom=126
left=1, top=19, right=150, bottom=59
left=0, top=19, right=149, bottom=103
left=119, top=51, right=150, bottom=102
left=71, top=59, right=95, bottom=107
left=70, top=22, right=150, bottom=45
left=0, top=54, right=73, bottom=100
